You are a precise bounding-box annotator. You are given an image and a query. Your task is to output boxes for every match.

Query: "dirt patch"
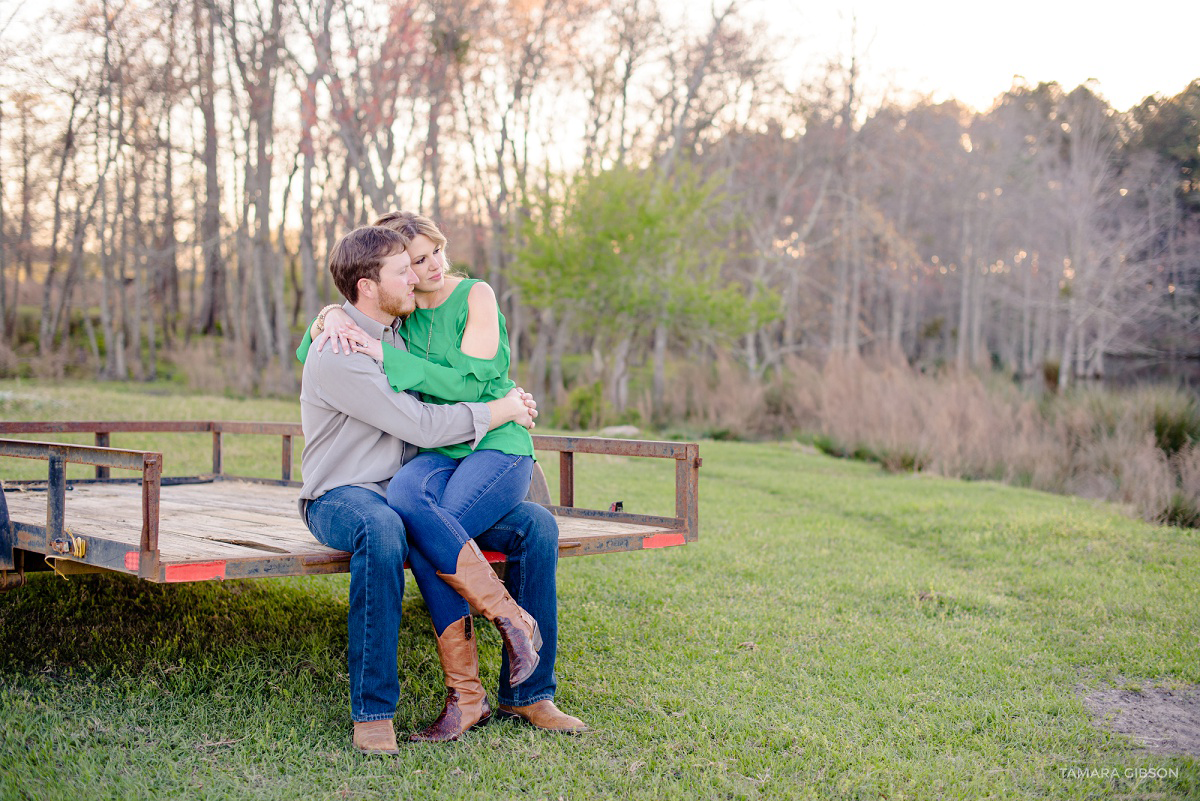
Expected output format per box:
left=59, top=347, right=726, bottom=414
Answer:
left=1082, top=684, right=1200, bottom=757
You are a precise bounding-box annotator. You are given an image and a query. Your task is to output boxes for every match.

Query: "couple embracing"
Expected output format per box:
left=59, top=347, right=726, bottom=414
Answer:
left=297, top=212, right=586, bottom=754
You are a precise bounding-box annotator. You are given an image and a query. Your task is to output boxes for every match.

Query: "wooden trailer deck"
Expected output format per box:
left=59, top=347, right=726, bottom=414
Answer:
left=0, top=422, right=701, bottom=587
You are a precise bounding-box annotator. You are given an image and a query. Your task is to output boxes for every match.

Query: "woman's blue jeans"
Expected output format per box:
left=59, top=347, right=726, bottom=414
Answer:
left=387, top=451, right=534, bottom=587
left=387, top=450, right=533, bottom=631
left=389, top=450, right=558, bottom=706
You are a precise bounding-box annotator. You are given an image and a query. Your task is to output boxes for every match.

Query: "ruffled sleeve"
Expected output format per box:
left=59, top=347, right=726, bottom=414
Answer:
left=443, top=343, right=506, bottom=382
left=382, top=342, right=493, bottom=402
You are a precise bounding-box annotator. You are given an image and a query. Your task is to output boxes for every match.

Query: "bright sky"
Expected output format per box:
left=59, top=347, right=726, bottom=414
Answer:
left=728, top=0, right=1196, bottom=112
left=6, top=0, right=1194, bottom=114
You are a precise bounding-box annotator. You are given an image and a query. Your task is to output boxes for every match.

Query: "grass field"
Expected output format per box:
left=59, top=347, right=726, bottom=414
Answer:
left=1, top=380, right=1198, bottom=800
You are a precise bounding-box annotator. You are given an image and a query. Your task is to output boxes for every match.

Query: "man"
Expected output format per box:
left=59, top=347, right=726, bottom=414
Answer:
left=299, top=225, right=586, bottom=755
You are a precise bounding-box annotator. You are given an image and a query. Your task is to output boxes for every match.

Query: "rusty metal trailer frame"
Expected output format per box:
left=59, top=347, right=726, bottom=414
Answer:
left=0, top=421, right=700, bottom=588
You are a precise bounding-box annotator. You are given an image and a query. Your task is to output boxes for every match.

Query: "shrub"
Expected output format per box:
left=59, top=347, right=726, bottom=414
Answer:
left=553, top=380, right=605, bottom=430
left=811, top=361, right=1200, bottom=527
left=1042, top=360, right=1060, bottom=392
left=1147, top=388, right=1200, bottom=456
left=1167, top=445, right=1200, bottom=527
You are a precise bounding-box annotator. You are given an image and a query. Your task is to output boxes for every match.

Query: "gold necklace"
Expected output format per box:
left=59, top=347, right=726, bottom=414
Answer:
left=422, top=282, right=451, bottom=362
left=424, top=306, right=434, bottom=361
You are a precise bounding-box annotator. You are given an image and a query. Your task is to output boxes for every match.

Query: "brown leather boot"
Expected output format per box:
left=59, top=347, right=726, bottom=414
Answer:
left=410, top=616, right=492, bottom=742
left=352, top=719, right=400, bottom=754
left=436, top=540, right=542, bottom=686
left=497, top=700, right=589, bottom=734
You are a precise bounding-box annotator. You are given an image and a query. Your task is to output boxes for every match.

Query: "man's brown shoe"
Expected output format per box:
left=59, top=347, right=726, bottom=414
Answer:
left=353, top=719, right=400, bottom=754
left=497, top=700, right=589, bottom=734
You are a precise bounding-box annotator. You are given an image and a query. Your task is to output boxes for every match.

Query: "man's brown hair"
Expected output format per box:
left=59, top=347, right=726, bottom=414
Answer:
left=328, top=226, right=410, bottom=303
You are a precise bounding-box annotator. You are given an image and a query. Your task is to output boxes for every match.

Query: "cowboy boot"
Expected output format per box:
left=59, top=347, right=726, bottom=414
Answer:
left=497, top=700, right=589, bottom=734
left=410, top=616, right=492, bottom=742
left=435, top=540, right=542, bottom=686
left=352, top=719, right=399, bottom=754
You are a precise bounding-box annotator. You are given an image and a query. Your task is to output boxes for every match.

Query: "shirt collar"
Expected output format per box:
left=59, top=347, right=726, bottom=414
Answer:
left=342, top=302, right=397, bottom=340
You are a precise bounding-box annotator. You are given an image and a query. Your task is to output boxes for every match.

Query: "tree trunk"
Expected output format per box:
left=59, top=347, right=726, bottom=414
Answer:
left=548, top=309, right=571, bottom=408
left=157, top=0, right=180, bottom=346
left=970, top=258, right=985, bottom=369
left=131, top=160, right=148, bottom=379
left=652, top=320, right=667, bottom=422
left=16, top=96, right=34, bottom=338
left=158, top=121, right=179, bottom=347
left=195, top=0, right=224, bottom=335
left=300, top=73, right=319, bottom=322
left=98, top=173, right=117, bottom=378
left=610, top=335, right=632, bottom=416
left=38, top=96, right=81, bottom=356
left=0, top=98, right=7, bottom=342
left=846, top=230, right=863, bottom=355
left=955, top=210, right=973, bottom=372
left=1058, top=310, right=1074, bottom=392
left=1020, top=254, right=1033, bottom=378
left=526, top=306, right=551, bottom=411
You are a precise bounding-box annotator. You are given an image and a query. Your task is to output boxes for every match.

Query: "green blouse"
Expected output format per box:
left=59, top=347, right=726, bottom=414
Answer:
left=296, top=281, right=532, bottom=459
left=402, top=279, right=532, bottom=459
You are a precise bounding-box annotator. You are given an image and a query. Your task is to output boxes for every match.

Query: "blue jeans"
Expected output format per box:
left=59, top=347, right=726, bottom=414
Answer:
left=407, top=500, right=560, bottom=708
left=387, top=451, right=534, bottom=583
left=304, top=486, right=560, bottom=717
left=303, top=485, right=408, bottom=722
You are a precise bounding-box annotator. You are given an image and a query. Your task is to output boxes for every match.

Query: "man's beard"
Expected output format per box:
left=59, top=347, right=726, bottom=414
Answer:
left=377, top=286, right=416, bottom=318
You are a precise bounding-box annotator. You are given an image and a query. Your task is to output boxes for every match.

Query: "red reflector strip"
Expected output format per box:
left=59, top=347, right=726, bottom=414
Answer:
left=164, top=561, right=227, bottom=582
left=125, top=551, right=139, bottom=571
left=642, top=532, right=685, bottom=549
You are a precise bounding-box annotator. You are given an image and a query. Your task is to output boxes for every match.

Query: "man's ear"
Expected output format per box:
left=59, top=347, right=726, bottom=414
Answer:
left=356, top=277, right=376, bottom=302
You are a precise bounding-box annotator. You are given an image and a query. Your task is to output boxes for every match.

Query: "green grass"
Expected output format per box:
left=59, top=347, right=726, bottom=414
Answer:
left=1, top=381, right=1198, bottom=799
left=0, top=380, right=302, bottom=481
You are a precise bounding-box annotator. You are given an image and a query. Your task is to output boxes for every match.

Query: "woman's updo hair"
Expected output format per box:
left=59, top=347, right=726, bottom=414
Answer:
left=372, top=211, right=450, bottom=266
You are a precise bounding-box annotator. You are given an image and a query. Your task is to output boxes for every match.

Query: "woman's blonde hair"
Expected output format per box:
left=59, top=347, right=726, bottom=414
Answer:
left=371, top=210, right=453, bottom=270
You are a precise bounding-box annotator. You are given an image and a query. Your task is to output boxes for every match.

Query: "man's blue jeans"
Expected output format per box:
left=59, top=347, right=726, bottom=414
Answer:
left=303, top=486, right=408, bottom=722
left=304, top=486, right=559, bottom=720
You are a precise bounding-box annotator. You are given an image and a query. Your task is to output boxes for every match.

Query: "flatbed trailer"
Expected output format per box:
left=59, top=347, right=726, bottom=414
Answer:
left=0, top=421, right=700, bottom=590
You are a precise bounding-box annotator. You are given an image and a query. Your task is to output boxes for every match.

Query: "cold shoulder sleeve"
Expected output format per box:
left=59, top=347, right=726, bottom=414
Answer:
left=443, top=343, right=506, bottom=382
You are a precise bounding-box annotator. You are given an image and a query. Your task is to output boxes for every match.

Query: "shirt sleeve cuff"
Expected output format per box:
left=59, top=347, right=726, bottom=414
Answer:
left=468, top=402, right=491, bottom=449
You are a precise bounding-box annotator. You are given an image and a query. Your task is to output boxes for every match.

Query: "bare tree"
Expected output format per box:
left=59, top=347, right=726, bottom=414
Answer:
left=217, top=0, right=293, bottom=385
left=193, top=0, right=226, bottom=336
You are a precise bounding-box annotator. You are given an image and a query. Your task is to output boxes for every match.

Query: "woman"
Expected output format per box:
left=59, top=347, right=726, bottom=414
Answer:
left=299, top=212, right=543, bottom=742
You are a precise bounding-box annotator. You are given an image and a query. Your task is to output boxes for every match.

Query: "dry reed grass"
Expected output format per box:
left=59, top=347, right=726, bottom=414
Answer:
left=0, top=341, right=18, bottom=378
left=28, top=347, right=68, bottom=380
left=166, top=338, right=298, bottom=397
left=655, top=354, right=818, bottom=439
left=664, top=354, right=1200, bottom=527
